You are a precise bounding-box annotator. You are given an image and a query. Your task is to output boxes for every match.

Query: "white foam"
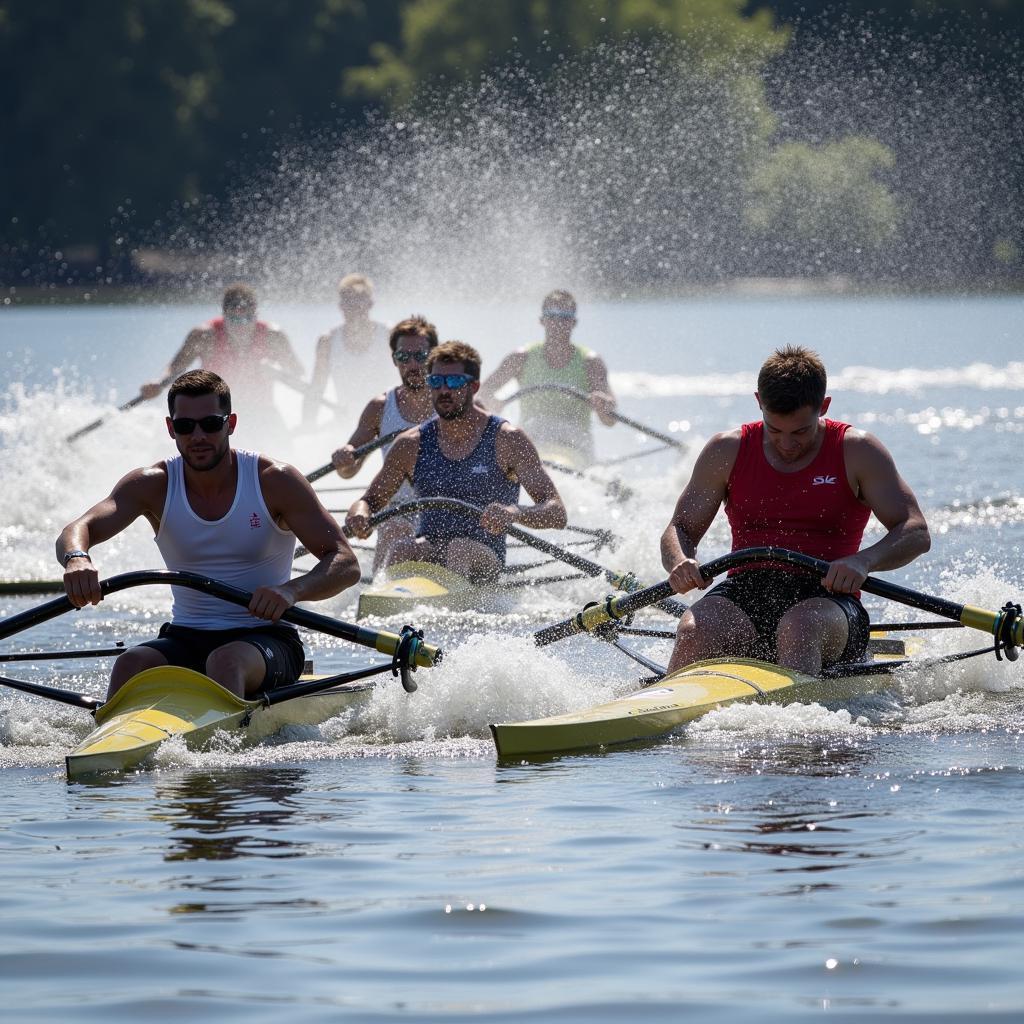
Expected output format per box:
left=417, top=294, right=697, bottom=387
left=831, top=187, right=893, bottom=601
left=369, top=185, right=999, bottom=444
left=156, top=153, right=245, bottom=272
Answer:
left=689, top=700, right=873, bottom=738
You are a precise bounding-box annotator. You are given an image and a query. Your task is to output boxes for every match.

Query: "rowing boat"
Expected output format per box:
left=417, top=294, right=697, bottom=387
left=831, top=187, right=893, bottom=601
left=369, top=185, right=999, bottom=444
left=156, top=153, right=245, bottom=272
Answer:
left=65, top=665, right=375, bottom=779
left=491, top=640, right=907, bottom=758
left=357, top=559, right=514, bottom=618
left=492, top=546, right=1024, bottom=757
left=0, top=570, right=442, bottom=780
left=348, top=497, right=663, bottom=620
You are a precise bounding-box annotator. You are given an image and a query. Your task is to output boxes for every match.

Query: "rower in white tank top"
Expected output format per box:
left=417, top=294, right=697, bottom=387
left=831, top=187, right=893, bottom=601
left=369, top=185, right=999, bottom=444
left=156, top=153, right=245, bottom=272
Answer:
left=380, top=387, right=427, bottom=505
left=155, top=450, right=296, bottom=628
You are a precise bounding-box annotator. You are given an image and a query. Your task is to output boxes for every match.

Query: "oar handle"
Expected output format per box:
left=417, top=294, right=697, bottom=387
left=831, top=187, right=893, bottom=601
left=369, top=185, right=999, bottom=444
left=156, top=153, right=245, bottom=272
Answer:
left=0, top=570, right=442, bottom=669
left=534, top=546, right=1024, bottom=648
left=305, top=429, right=405, bottom=484
left=506, top=384, right=684, bottom=450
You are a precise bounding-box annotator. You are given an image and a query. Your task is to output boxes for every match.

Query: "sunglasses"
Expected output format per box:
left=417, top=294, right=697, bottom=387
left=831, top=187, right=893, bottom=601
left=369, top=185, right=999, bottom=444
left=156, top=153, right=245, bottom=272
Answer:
left=426, top=373, right=474, bottom=390
left=542, top=309, right=576, bottom=320
left=393, top=350, right=430, bottom=364
left=171, top=413, right=230, bottom=435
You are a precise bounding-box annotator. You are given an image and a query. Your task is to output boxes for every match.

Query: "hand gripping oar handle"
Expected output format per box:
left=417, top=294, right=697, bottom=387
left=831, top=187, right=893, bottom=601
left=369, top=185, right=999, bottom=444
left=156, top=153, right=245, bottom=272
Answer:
left=305, top=429, right=406, bottom=484
left=0, top=571, right=442, bottom=669
left=506, top=384, right=685, bottom=450
left=343, top=497, right=686, bottom=616
left=534, top=546, right=1024, bottom=649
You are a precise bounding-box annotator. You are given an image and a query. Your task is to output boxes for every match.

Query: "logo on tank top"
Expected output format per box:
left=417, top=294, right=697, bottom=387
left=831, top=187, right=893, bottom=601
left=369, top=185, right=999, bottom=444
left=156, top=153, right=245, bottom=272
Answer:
left=471, top=464, right=488, bottom=474
left=249, top=512, right=262, bottom=529
left=812, top=475, right=838, bottom=486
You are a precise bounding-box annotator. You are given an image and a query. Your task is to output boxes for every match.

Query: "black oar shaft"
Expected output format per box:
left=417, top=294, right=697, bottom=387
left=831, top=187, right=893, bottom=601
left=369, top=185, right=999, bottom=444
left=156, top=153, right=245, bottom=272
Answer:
left=306, top=429, right=405, bottom=484
left=0, top=571, right=441, bottom=668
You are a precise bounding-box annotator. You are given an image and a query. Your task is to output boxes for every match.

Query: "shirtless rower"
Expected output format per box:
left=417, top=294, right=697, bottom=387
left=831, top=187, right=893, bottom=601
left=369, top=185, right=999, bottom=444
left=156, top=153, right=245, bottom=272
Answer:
left=331, top=315, right=438, bottom=570
left=661, top=345, right=931, bottom=676
left=478, top=289, right=617, bottom=466
left=58, top=370, right=360, bottom=700
left=346, top=341, right=567, bottom=583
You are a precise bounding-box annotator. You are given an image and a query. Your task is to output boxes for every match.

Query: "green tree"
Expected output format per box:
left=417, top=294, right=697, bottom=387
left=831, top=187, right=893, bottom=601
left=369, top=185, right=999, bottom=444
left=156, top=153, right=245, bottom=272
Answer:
left=745, top=137, right=900, bottom=271
left=345, top=0, right=787, bottom=108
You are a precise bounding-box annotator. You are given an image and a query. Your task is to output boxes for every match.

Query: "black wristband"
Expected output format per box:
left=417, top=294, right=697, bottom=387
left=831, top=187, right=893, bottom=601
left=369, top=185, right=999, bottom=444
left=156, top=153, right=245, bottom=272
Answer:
left=62, top=550, right=91, bottom=567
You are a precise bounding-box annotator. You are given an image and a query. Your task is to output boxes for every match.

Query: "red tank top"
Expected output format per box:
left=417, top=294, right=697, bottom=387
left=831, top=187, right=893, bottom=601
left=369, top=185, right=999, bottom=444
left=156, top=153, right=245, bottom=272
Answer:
left=725, top=419, right=870, bottom=573
left=203, top=318, right=271, bottom=378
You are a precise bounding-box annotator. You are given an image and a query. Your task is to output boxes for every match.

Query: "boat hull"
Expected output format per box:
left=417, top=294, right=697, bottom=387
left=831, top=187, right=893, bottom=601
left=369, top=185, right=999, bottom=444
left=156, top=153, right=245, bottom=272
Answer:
left=356, top=560, right=509, bottom=618
left=490, top=655, right=898, bottom=758
left=66, top=666, right=371, bottom=779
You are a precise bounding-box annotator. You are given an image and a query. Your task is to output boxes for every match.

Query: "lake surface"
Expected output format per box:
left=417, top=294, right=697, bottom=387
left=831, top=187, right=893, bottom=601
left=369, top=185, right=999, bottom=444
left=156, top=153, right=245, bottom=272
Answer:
left=0, top=293, right=1022, bottom=1021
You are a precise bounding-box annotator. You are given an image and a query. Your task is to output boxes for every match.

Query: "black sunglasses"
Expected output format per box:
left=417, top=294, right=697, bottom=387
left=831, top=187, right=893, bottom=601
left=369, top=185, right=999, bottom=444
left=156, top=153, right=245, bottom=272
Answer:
left=393, top=350, right=430, bottom=364
left=171, top=414, right=230, bottom=435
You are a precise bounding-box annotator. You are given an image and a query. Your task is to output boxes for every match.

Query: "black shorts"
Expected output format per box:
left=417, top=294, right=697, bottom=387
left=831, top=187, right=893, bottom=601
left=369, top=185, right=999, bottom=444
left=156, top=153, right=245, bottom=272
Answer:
left=706, top=568, right=869, bottom=668
left=138, top=622, right=306, bottom=691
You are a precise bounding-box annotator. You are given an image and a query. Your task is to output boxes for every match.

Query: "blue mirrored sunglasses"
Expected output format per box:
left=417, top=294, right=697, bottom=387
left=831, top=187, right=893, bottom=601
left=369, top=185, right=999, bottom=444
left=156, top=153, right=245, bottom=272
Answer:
left=393, top=350, right=430, bottom=364
left=426, top=373, right=474, bottom=390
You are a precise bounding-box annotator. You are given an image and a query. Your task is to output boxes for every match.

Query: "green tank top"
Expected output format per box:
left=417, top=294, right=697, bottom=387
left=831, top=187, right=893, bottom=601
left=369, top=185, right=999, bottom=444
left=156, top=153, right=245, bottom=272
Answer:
left=518, top=342, right=593, bottom=454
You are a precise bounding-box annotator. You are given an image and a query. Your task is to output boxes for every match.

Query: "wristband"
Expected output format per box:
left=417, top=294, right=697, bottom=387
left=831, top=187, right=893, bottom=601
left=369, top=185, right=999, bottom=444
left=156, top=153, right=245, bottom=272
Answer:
left=62, top=550, right=92, bottom=567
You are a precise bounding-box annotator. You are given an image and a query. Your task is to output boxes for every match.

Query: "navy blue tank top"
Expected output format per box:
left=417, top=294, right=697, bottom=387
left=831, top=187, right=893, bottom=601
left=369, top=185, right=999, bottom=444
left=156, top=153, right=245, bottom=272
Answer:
left=413, top=416, right=521, bottom=561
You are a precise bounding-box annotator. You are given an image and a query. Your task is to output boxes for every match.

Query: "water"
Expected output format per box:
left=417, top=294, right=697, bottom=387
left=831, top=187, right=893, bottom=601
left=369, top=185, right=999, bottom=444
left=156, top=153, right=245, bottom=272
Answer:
left=1, top=295, right=1023, bottom=1020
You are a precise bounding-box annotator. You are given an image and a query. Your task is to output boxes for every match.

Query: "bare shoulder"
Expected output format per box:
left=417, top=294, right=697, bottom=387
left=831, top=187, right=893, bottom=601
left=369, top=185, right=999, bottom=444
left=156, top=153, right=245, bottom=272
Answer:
left=843, top=427, right=900, bottom=473
left=257, top=455, right=311, bottom=493
left=496, top=421, right=537, bottom=455
left=390, top=426, right=422, bottom=457
left=114, top=461, right=168, bottom=507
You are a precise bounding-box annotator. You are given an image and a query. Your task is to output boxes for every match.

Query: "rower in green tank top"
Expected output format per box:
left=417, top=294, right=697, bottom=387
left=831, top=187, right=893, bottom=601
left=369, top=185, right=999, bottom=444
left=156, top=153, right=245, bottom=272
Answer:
left=478, top=290, right=617, bottom=467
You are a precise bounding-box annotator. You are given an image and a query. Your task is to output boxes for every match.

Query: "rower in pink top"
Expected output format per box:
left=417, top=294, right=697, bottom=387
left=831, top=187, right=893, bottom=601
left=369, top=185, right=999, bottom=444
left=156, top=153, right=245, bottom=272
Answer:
left=660, top=345, right=931, bottom=676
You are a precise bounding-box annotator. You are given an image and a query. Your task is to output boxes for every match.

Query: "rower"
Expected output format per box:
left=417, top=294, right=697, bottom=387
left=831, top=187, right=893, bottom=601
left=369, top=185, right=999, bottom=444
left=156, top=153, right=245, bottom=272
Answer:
left=331, top=314, right=439, bottom=570
left=346, top=341, right=567, bottom=583
left=661, top=345, right=931, bottom=676
left=57, top=370, right=360, bottom=700
left=139, top=283, right=304, bottom=444
left=477, top=289, right=617, bottom=465
left=303, top=273, right=393, bottom=426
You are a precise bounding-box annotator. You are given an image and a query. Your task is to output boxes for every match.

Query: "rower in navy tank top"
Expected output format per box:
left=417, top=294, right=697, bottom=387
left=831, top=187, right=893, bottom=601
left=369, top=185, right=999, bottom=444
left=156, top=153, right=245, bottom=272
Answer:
left=414, top=415, right=520, bottom=561
left=346, top=340, right=568, bottom=584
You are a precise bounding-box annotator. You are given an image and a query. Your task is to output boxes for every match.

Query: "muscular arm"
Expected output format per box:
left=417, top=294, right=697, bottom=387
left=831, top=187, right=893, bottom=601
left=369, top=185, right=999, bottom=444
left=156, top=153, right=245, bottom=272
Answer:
left=345, top=431, right=420, bottom=536
left=331, top=394, right=385, bottom=478
left=660, top=432, right=739, bottom=592
left=259, top=461, right=360, bottom=612
left=140, top=329, right=207, bottom=398
left=823, top=432, right=931, bottom=593
left=56, top=465, right=167, bottom=606
left=477, top=350, right=527, bottom=410
left=487, top=425, right=567, bottom=531
left=266, top=327, right=305, bottom=380
left=585, top=353, right=617, bottom=426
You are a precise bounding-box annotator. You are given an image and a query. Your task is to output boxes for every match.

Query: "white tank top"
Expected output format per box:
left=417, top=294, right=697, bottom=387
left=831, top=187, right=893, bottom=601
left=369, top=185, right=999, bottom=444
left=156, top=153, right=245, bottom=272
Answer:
left=155, top=450, right=296, bottom=628
left=379, top=387, right=421, bottom=456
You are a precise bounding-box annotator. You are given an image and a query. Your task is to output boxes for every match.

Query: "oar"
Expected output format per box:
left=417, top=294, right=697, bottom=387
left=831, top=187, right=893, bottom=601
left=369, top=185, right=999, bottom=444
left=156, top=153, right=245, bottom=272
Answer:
left=534, top=546, right=1024, bottom=651
left=305, top=430, right=405, bottom=485
left=0, top=571, right=443, bottom=707
left=504, top=384, right=685, bottom=450
left=343, top=497, right=687, bottom=617
left=65, top=375, right=175, bottom=444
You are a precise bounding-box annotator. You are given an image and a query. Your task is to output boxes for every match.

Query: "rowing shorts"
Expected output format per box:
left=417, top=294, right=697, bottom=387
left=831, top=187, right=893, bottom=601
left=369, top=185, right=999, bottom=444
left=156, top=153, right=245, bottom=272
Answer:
left=138, top=622, right=306, bottom=691
left=706, top=568, right=869, bottom=668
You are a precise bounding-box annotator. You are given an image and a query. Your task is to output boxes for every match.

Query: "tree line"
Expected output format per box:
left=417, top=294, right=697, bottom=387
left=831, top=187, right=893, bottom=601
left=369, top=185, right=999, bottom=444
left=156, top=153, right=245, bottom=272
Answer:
left=2, top=0, right=1021, bottom=291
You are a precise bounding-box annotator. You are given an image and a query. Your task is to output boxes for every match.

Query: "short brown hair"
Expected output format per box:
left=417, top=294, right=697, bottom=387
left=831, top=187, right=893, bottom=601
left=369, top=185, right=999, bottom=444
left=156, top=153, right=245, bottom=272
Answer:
left=222, top=283, right=256, bottom=313
left=167, top=370, right=232, bottom=415
left=389, top=315, right=439, bottom=352
left=757, top=346, right=827, bottom=414
left=428, top=341, right=482, bottom=380
left=542, top=289, right=576, bottom=315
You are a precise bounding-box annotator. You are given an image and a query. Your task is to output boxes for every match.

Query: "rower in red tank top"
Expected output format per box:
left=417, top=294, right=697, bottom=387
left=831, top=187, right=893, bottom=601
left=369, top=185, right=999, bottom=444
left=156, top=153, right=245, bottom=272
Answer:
left=725, top=419, right=871, bottom=570
left=137, top=283, right=305, bottom=447
left=660, top=345, right=931, bottom=677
